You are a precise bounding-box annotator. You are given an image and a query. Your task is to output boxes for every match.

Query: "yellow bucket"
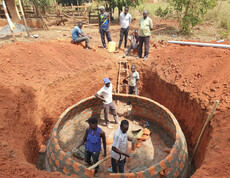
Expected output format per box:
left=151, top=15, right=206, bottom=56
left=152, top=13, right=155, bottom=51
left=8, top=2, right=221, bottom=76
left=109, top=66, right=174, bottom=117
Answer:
left=108, top=41, right=116, bottom=53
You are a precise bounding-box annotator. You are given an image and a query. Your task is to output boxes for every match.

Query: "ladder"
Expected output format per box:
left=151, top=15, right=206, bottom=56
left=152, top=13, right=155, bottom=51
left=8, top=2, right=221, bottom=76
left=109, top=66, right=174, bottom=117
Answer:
left=117, top=61, right=129, bottom=94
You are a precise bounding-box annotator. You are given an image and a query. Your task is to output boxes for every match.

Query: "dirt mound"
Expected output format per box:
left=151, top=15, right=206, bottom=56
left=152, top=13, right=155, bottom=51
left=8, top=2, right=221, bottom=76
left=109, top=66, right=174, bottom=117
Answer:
left=0, top=40, right=229, bottom=177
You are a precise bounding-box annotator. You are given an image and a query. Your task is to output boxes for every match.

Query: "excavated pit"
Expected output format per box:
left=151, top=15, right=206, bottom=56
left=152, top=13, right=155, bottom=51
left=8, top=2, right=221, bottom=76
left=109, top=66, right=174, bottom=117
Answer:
left=32, top=63, right=211, bottom=178
left=0, top=41, right=215, bottom=178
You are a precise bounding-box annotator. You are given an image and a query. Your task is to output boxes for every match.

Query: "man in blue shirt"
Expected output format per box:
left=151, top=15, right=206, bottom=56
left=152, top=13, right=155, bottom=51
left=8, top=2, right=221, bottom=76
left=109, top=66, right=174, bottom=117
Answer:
left=72, top=21, right=92, bottom=49
left=99, top=6, right=112, bottom=49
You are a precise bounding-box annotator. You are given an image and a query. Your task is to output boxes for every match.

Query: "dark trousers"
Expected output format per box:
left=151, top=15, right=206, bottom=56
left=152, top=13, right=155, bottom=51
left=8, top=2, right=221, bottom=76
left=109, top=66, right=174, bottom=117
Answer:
left=128, top=85, right=138, bottom=95
left=111, top=157, right=126, bottom=173
left=127, top=85, right=138, bottom=105
left=85, top=149, right=100, bottom=170
left=118, top=27, right=129, bottom=49
left=100, top=28, right=112, bottom=48
left=138, top=36, right=150, bottom=58
left=73, top=36, right=90, bottom=47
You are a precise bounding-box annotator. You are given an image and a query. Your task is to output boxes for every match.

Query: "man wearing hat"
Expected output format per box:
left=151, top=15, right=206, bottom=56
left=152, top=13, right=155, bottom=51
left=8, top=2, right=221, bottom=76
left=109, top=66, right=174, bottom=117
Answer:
left=99, top=6, right=112, bottom=49
left=95, top=78, right=119, bottom=128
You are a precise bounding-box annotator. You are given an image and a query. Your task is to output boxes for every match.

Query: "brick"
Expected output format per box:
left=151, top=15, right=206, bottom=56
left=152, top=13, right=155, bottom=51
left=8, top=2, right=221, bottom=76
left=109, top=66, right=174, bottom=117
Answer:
left=39, top=144, right=47, bottom=153
left=174, top=170, right=179, bottom=177
left=65, top=157, right=72, bottom=166
left=171, top=147, right=177, bottom=155
left=73, top=162, right=80, bottom=172
left=63, top=166, right=69, bottom=174
left=179, top=161, right=184, bottom=171
left=84, top=168, right=94, bottom=177
left=182, top=152, right=186, bottom=161
left=52, top=137, right=58, bottom=145
left=165, top=167, right=173, bottom=175
left=58, top=150, right=65, bottom=160
left=159, top=160, right=167, bottom=170
left=109, top=173, right=122, bottom=178
left=49, top=144, right=52, bottom=153
left=165, top=154, right=174, bottom=163
left=55, top=160, right=60, bottom=168
left=51, top=152, right=55, bottom=160
left=54, top=144, right=61, bottom=152
left=71, top=172, right=78, bottom=177
left=52, top=131, right=57, bottom=137
left=174, top=161, right=178, bottom=167
left=147, top=166, right=157, bottom=176
left=125, top=173, right=135, bottom=178
left=49, top=156, right=52, bottom=165
left=136, top=171, right=144, bottom=178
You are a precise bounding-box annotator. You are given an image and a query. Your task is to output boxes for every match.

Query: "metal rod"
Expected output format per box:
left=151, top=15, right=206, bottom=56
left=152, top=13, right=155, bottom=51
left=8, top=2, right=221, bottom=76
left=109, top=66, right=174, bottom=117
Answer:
left=192, top=100, right=219, bottom=161
left=168, top=41, right=230, bottom=49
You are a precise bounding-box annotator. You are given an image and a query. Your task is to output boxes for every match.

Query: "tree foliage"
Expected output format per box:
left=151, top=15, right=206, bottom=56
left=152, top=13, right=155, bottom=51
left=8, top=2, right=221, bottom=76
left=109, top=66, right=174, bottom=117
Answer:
left=97, top=0, right=145, bottom=10
left=157, top=0, right=217, bottom=34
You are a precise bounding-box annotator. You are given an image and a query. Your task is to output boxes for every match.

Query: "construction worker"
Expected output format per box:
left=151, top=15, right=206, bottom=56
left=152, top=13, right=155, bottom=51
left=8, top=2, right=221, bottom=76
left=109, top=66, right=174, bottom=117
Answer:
left=123, top=30, right=139, bottom=58
left=126, top=64, right=140, bottom=95
left=99, top=6, right=112, bottom=49
left=116, top=6, right=132, bottom=52
left=109, top=120, right=132, bottom=173
left=72, top=21, right=92, bottom=49
left=95, top=78, right=119, bottom=128
left=138, top=10, right=153, bottom=61
left=73, top=117, right=106, bottom=174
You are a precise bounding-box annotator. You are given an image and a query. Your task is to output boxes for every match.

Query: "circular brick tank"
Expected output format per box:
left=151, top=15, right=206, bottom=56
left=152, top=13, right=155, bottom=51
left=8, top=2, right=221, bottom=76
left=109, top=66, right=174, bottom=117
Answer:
left=45, top=94, right=189, bottom=177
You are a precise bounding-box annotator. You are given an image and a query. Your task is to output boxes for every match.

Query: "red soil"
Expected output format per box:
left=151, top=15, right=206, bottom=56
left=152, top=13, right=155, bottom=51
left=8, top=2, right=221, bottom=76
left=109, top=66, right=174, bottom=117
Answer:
left=0, top=39, right=229, bottom=177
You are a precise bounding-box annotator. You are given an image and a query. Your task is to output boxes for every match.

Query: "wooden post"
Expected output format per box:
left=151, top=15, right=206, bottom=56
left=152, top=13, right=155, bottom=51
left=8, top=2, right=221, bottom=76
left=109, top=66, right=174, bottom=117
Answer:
left=192, top=100, right=219, bottom=161
left=18, top=0, right=30, bottom=37
left=71, top=3, right=74, bottom=24
left=2, top=0, right=16, bottom=41
left=37, top=6, right=49, bottom=30
left=21, top=0, right=27, bottom=18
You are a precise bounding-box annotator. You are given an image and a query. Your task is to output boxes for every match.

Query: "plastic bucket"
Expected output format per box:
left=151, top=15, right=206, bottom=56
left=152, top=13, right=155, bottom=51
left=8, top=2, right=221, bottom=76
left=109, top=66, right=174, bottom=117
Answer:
left=108, top=41, right=116, bottom=53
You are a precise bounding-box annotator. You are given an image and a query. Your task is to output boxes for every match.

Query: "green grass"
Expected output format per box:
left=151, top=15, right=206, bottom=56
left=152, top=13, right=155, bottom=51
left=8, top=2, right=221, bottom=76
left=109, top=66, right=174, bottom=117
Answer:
left=130, top=1, right=169, bottom=17
left=204, top=1, right=230, bottom=39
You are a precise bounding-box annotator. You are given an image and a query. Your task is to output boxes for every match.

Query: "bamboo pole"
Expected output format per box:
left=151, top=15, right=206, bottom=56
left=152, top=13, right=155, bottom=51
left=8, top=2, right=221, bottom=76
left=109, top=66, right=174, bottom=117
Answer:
left=192, top=100, right=219, bottom=161
left=88, top=155, right=111, bottom=170
left=2, top=0, right=16, bottom=41
left=18, top=0, right=30, bottom=37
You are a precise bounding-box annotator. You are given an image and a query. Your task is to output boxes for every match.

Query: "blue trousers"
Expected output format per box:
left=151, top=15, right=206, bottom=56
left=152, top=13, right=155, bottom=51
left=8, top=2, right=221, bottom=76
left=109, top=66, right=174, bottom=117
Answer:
left=99, top=28, right=112, bottom=48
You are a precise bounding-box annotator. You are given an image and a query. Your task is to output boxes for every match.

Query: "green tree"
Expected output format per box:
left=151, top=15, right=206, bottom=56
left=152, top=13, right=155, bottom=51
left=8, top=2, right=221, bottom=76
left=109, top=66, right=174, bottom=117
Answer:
left=158, top=0, right=217, bottom=34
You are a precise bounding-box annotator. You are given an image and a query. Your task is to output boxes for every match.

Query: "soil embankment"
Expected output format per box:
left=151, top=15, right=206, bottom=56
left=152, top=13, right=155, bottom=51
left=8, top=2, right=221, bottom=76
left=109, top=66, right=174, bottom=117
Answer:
left=0, top=41, right=229, bottom=177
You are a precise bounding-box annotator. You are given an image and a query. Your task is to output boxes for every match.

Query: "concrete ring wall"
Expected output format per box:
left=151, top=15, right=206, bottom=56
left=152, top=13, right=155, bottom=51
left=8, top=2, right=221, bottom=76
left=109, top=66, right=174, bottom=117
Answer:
left=45, top=94, right=189, bottom=178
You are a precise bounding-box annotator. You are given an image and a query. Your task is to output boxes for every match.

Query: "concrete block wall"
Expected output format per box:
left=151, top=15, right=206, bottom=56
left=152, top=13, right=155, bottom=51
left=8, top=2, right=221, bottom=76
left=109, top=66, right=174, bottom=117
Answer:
left=45, top=94, right=189, bottom=177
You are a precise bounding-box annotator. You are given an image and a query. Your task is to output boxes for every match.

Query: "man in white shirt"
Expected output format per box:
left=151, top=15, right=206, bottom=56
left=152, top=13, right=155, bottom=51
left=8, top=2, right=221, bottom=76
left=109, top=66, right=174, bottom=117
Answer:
left=95, top=78, right=119, bottom=128
left=110, top=120, right=131, bottom=173
left=116, top=6, right=132, bottom=52
left=125, top=64, right=140, bottom=95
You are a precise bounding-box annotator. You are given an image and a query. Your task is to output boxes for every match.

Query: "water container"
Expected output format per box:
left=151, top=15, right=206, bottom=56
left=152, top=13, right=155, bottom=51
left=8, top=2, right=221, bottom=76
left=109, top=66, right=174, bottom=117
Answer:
left=108, top=41, right=116, bottom=53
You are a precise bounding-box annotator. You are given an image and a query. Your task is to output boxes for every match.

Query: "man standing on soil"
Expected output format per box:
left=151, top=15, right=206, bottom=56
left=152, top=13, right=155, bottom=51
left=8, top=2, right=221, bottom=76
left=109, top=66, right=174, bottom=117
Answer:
left=72, top=21, right=92, bottom=49
left=110, top=120, right=131, bottom=173
left=138, top=10, right=153, bottom=61
left=116, top=6, right=132, bottom=52
left=99, top=6, right=112, bottom=49
left=73, top=117, right=106, bottom=174
left=95, top=78, right=119, bottom=128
